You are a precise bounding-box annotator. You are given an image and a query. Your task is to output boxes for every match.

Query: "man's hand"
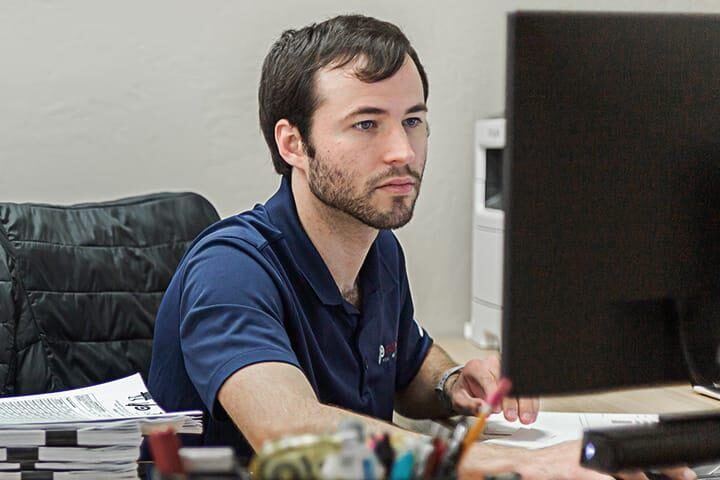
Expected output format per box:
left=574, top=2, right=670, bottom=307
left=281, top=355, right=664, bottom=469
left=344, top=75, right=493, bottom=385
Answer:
left=449, top=354, right=539, bottom=424
left=459, top=441, right=697, bottom=480
left=394, top=346, right=536, bottom=421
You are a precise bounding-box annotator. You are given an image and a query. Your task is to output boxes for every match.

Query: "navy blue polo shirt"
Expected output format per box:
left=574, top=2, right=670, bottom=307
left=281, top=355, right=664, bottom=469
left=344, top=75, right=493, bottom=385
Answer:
left=148, top=177, right=433, bottom=460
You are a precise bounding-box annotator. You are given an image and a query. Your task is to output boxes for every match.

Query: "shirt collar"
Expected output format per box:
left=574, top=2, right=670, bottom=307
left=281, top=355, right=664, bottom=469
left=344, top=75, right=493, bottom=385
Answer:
left=264, top=176, right=348, bottom=306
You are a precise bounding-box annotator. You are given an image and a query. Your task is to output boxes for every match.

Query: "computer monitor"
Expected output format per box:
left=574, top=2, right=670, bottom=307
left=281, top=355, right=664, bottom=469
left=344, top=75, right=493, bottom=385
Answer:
left=501, top=11, right=720, bottom=396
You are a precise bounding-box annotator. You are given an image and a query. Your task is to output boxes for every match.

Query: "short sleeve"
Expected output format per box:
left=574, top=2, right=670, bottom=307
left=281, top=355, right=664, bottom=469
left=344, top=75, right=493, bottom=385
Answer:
left=394, top=244, right=434, bottom=391
left=178, top=237, right=300, bottom=419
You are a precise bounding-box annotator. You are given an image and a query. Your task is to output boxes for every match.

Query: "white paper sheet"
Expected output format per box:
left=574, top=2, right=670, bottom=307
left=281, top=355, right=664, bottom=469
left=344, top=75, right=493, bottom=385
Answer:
left=693, top=385, right=720, bottom=401
left=482, top=411, right=659, bottom=449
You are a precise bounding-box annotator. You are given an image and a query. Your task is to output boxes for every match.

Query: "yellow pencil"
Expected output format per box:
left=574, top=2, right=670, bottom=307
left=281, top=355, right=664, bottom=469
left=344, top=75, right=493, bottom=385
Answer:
left=461, top=378, right=513, bottom=455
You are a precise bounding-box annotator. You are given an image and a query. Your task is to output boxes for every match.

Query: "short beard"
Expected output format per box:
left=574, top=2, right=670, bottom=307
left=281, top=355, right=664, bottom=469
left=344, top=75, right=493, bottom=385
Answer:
left=306, top=149, right=423, bottom=230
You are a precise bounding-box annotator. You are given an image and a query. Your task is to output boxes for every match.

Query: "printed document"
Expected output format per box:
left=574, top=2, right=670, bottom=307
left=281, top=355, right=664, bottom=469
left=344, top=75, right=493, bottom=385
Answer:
left=0, top=373, right=201, bottom=432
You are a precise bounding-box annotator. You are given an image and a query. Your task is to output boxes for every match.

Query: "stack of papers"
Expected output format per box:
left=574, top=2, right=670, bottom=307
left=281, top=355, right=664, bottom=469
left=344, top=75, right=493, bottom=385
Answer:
left=0, top=374, right=202, bottom=480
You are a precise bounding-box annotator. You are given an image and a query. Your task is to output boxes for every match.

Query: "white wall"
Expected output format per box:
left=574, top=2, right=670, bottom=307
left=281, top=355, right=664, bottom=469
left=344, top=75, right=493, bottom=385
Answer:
left=1, top=0, right=718, bottom=336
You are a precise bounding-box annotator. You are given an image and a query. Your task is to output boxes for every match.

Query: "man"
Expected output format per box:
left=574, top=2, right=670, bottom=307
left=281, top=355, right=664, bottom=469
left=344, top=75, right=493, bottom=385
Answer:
left=148, top=15, right=694, bottom=479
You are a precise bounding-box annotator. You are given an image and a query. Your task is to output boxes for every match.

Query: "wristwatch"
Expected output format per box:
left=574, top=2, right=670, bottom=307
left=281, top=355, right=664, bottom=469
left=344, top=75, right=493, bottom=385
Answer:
left=434, top=365, right=464, bottom=413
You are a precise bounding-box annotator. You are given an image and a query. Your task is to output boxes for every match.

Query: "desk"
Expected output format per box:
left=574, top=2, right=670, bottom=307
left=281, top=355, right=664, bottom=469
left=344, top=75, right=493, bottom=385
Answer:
left=435, top=336, right=720, bottom=414
left=422, top=337, right=720, bottom=476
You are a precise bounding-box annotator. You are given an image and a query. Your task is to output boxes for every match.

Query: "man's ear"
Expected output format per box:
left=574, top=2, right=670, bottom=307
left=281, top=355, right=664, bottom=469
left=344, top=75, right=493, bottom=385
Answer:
left=275, top=119, right=309, bottom=174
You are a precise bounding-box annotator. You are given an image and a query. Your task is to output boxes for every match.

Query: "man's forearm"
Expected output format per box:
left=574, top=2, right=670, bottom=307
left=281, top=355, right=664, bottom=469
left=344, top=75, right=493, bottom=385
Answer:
left=316, top=403, right=422, bottom=440
left=219, top=363, right=423, bottom=452
left=394, top=344, right=459, bottom=419
left=244, top=398, right=421, bottom=451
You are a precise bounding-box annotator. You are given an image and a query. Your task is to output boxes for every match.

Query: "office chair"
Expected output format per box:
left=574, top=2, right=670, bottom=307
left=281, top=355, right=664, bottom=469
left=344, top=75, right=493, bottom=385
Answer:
left=0, top=192, right=219, bottom=395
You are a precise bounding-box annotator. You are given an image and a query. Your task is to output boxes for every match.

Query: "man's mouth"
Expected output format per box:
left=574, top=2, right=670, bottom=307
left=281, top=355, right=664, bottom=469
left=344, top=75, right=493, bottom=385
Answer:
left=376, top=177, right=417, bottom=195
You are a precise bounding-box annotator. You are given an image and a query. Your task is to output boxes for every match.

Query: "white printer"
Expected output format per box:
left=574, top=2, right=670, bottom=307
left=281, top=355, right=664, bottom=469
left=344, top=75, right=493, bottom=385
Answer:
left=466, top=118, right=505, bottom=349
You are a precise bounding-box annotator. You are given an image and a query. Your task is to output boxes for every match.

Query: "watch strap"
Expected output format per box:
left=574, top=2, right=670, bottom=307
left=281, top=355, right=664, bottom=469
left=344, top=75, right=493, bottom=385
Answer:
left=434, top=365, right=464, bottom=413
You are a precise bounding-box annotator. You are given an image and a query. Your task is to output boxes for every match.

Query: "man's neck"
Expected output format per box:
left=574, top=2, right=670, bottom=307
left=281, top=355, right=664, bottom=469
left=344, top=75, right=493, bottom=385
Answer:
left=290, top=172, right=377, bottom=299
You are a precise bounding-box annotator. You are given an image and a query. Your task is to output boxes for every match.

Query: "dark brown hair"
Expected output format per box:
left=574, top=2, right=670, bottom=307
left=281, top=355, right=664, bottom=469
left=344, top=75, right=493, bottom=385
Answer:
left=258, top=14, right=429, bottom=176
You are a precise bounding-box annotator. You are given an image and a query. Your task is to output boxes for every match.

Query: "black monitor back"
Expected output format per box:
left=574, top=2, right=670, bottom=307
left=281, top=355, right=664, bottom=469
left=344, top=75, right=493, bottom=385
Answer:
left=502, top=12, right=720, bottom=396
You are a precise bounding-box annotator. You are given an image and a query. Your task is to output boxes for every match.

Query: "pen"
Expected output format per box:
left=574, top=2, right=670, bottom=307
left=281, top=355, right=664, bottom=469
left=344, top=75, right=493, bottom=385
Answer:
left=461, top=378, right=513, bottom=455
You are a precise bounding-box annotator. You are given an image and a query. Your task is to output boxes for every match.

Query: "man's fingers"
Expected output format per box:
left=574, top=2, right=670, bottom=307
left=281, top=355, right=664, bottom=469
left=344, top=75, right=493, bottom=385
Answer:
left=517, top=396, right=539, bottom=424
left=459, top=356, right=538, bottom=423
left=502, top=397, right=518, bottom=421
left=498, top=396, right=539, bottom=423
left=453, top=391, right=484, bottom=416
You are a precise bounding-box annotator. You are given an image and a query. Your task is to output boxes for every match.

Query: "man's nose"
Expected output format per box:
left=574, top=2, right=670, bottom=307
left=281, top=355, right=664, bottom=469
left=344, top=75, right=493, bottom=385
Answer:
left=381, top=126, right=416, bottom=166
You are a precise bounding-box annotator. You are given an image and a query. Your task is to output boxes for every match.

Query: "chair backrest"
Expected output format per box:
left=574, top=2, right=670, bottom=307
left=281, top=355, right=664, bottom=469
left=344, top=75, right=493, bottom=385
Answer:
left=0, top=192, right=220, bottom=395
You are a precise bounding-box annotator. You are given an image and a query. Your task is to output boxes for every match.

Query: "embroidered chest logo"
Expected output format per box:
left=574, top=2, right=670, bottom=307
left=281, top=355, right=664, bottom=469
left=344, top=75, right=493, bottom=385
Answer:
left=378, top=341, right=397, bottom=365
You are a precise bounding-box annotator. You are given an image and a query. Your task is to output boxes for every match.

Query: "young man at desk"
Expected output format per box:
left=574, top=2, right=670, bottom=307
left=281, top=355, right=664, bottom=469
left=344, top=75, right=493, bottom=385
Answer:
left=148, top=14, right=694, bottom=480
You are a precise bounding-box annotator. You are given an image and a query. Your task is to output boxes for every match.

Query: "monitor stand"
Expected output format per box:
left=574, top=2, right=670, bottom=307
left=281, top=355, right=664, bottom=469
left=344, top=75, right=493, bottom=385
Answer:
left=581, top=296, right=720, bottom=471
left=580, top=410, right=720, bottom=470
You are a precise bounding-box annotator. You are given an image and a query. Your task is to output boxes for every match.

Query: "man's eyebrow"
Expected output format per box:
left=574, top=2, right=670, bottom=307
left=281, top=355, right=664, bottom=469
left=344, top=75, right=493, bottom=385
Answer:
left=406, top=103, right=428, bottom=114
left=344, top=106, right=386, bottom=119
left=343, top=103, right=428, bottom=121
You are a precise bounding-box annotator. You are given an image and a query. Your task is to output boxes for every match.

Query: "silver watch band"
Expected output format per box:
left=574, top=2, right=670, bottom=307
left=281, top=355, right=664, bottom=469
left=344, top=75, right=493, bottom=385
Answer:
left=434, top=365, right=464, bottom=412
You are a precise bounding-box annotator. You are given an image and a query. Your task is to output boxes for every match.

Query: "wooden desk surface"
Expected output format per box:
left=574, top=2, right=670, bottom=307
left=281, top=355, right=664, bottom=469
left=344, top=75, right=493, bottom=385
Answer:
left=436, top=336, right=720, bottom=415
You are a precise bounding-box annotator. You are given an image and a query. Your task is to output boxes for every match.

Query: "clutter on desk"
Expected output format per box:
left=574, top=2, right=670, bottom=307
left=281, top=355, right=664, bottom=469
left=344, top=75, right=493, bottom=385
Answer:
left=148, top=427, right=248, bottom=480
left=149, top=418, right=522, bottom=480
left=249, top=418, right=476, bottom=480
left=0, top=374, right=202, bottom=479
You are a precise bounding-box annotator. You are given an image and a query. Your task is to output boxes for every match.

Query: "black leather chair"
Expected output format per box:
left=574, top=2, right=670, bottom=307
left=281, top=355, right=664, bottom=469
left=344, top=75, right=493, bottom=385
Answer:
left=0, top=192, right=219, bottom=395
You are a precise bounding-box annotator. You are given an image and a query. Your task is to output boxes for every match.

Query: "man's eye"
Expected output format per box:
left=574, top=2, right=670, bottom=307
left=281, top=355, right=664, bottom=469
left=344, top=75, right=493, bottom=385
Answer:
left=403, top=117, right=422, bottom=128
left=353, top=120, right=376, bottom=130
